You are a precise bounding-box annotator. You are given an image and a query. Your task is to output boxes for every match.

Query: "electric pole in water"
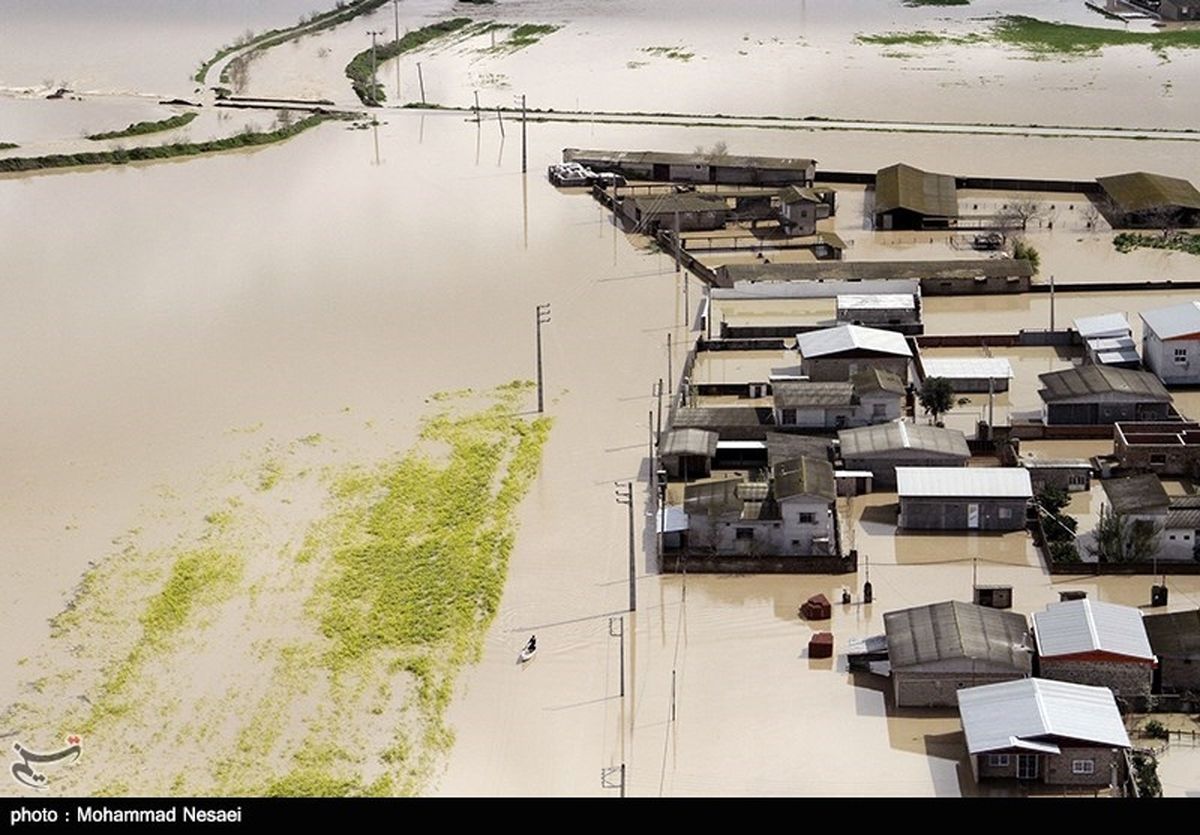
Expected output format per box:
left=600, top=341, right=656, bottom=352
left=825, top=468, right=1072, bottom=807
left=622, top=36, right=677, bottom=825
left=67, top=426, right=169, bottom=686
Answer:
left=535, top=303, right=551, bottom=413
left=416, top=61, right=426, bottom=105
left=393, top=0, right=401, bottom=100
left=521, top=93, right=527, bottom=173
left=367, top=29, right=385, bottom=105
left=615, top=482, right=636, bottom=611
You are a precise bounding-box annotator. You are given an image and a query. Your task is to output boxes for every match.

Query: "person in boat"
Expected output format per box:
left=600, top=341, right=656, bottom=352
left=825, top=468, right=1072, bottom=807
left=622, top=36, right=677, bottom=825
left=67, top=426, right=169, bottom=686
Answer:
left=525, top=635, right=537, bottom=653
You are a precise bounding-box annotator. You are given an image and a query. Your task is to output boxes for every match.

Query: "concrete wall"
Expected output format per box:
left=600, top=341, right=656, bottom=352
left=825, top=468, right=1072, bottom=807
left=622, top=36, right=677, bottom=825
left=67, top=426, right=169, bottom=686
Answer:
left=780, top=496, right=835, bottom=554
left=920, top=275, right=1031, bottom=295
left=1146, top=333, right=1200, bottom=385
left=843, top=455, right=967, bottom=491
left=1026, top=467, right=1092, bottom=494
left=687, top=499, right=833, bottom=557
left=1039, top=657, right=1153, bottom=697
left=975, top=749, right=1121, bottom=786
left=836, top=307, right=919, bottom=327
left=898, top=496, right=1028, bottom=531
left=775, top=396, right=900, bottom=430
left=802, top=356, right=910, bottom=384
left=780, top=202, right=817, bottom=237
left=1045, top=400, right=1171, bottom=426
left=1160, top=656, right=1200, bottom=692
left=893, top=670, right=1025, bottom=707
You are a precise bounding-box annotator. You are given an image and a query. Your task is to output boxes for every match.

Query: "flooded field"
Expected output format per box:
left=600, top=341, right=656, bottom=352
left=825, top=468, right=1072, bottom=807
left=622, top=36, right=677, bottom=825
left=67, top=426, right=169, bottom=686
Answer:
left=4, top=0, right=1200, bottom=800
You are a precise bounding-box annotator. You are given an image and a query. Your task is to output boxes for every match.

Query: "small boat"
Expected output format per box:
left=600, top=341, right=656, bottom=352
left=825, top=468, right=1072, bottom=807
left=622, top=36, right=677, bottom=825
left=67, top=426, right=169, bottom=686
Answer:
left=517, top=636, right=537, bottom=664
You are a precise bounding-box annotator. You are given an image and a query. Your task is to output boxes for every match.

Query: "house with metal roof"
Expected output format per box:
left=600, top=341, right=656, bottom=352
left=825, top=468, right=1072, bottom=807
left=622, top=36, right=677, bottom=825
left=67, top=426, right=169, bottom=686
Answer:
left=771, top=369, right=904, bottom=430
left=957, top=678, right=1130, bottom=787
left=660, top=428, right=719, bottom=479
left=1142, top=609, right=1200, bottom=692
left=778, top=185, right=835, bottom=237
left=874, top=163, right=959, bottom=230
left=896, top=467, right=1031, bottom=531
left=795, top=323, right=912, bottom=384
left=563, top=148, right=816, bottom=186
left=1140, top=300, right=1200, bottom=386
left=1037, top=365, right=1172, bottom=425
left=883, top=601, right=1032, bottom=707
left=1096, top=171, right=1200, bottom=229
left=838, top=422, right=970, bottom=489
left=620, top=192, right=730, bottom=233
left=921, top=357, right=1014, bottom=393
left=1032, top=599, right=1155, bottom=697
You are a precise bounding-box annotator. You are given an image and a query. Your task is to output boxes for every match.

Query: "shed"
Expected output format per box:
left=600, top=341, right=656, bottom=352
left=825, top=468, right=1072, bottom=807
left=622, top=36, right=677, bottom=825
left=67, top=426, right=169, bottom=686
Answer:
left=896, top=467, right=1031, bottom=531
left=957, top=678, right=1130, bottom=786
left=884, top=601, right=1032, bottom=707
left=660, top=428, right=718, bottom=479
left=1032, top=599, right=1155, bottom=697
left=1038, top=365, right=1171, bottom=425
left=1096, top=172, right=1200, bottom=229
left=837, top=422, right=970, bottom=490
left=874, top=163, right=959, bottom=230
left=1142, top=609, right=1200, bottom=692
left=1085, top=336, right=1140, bottom=369
left=1020, top=458, right=1092, bottom=493
left=921, top=357, right=1014, bottom=393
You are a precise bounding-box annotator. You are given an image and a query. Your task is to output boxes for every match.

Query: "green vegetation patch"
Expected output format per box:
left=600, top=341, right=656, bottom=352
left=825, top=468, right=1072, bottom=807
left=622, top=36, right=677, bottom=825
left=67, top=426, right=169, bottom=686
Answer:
left=993, top=15, right=1200, bottom=57
left=0, top=113, right=336, bottom=174
left=86, top=112, right=198, bottom=141
left=642, top=46, right=695, bottom=61
left=345, top=18, right=473, bottom=105
left=0, top=142, right=18, bottom=150
left=857, top=30, right=983, bottom=47
left=904, top=0, right=969, bottom=5
left=1114, top=231, right=1200, bottom=256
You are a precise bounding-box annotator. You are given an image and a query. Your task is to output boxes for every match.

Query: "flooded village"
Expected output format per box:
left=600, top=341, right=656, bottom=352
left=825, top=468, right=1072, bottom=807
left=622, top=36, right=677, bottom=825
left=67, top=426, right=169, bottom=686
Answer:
left=3, top=0, right=1200, bottom=800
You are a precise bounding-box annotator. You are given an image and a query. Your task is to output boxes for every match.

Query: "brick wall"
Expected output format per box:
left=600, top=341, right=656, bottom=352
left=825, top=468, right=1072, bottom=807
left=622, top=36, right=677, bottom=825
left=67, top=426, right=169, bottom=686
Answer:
left=1042, top=747, right=1122, bottom=787
left=1040, top=658, right=1153, bottom=697
left=894, top=671, right=1025, bottom=707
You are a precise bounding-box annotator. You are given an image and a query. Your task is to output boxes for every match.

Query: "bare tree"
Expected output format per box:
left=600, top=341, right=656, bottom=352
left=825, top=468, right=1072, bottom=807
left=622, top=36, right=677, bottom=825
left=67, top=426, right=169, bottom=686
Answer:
left=1081, top=202, right=1102, bottom=231
left=997, top=195, right=1047, bottom=230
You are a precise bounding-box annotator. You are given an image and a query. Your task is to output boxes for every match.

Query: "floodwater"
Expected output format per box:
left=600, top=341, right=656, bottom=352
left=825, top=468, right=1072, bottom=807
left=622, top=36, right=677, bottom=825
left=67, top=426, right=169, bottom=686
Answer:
left=4, top=1, right=1200, bottom=799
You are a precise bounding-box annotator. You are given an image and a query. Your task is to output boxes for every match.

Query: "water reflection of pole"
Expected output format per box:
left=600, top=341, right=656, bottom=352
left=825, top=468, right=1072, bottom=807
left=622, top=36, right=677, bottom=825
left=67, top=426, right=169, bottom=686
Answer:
left=615, top=482, right=636, bottom=611
left=522, top=172, right=529, bottom=251
left=371, top=118, right=380, bottom=165
left=418, top=113, right=425, bottom=144
left=1049, top=272, right=1056, bottom=332
left=667, top=333, right=673, bottom=395
left=535, top=303, right=551, bottom=413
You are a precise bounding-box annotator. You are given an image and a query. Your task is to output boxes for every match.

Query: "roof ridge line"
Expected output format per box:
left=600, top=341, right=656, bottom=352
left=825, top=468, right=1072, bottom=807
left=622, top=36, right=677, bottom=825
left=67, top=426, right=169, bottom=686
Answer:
left=1083, top=599, right=1102, bottom=652
left=1030, top=679, right=1051, bottom=735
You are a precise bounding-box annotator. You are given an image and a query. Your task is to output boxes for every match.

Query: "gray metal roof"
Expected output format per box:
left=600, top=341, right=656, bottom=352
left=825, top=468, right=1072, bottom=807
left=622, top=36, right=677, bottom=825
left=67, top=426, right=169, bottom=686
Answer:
left=922, top=358, right=1014, bottom=381
left=660, top=428, right=719, bottom=459
left=795, top=324, right=912, bottom=359
left=852, top=367, right=907, bottom=396
left=1101, top=474, right=1170, bottom=515
left=1140, top=300, right=1200, bottom=341
left=564, top=148, right=815, bottom=172
left=957, top=678, right=1131, bottom=755
left=772, top=456, right=836, bottom=501
left=1097, top=172, right=1200, bottom=214
left=884, top=601, right=1032, bottom=672
left=1021, top=458, right=1092, bottom=470
left=672, top=407, right=772, bottom=430
left=1073, top=312, right=1131, bottom=340
left=838, top=421, right=970, bottom=459
left=896, top=467, right=1032, bottom=499
left=875, top=163, right=959, bottom=218
left=1142, top=609, right=1200, bottom=661
left=772, top=380, right=858, bottom=409
left=624, top=193, right=730, bottom=216
left=1032, top=599, right=1154, bottom=661
left=779, top=185, right=827, bottom=205
left=1165, top=507, right=1200, bottom=530
left=656, top=505, right=689, bottom=534
left=1038, top=365, right=1171, bottom=403
left=721, top=259, right=1033, bottom=285
left=765, top=432, right=833, bottom=467
left=683, top=477, right=744, bottom=516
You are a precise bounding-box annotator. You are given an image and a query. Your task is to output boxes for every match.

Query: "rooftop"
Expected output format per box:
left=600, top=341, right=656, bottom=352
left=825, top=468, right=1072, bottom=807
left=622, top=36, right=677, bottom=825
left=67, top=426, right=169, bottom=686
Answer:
left=1096, top=171, right=1200, bottom=214
left=1073, top=312, right=1131, bottom=340
left=957, top=678, right=1130, bottom=756
left=1020, top=458, right=1093, bottom=470
left=624, top=193, right=730, bottom=216
left=721, top=259, right=1033, bottom=286
left=1141, top=300, right=1200, bottom=341
left=836, top=293, right=916, bottom=311
left=772, top=456, right=836, bottom=501
left=838, top=421, right=971, bottom=459
left=896, top=467, right=1032, bottom=499
left=1038, top=365, right=1171, bottom=403
left=922, top=357, right=1014, bottom=381
left=875, top=163, right=959, bottom=219
left=1032, top=599, right=1154, bottom=661
left=765, top=432, right=833, bottom=467
left=795, top=324, right=912, bottom=359
left=779, top=185, right=830, bottom=205
left=660, top=428, right=719, bottom=459
left=772, top=380, right=858, bottom=409
left=672, top=407, right=772, bottom=431
left=851, top=367, right=907, bottom=396
left=1142, top=609, right=1200, bottom=661
left=884, top=601, right=1032, bottom=672
left=564, top=148, right=815, bottom=172
left=1101, top=474, right=1170, bottom=515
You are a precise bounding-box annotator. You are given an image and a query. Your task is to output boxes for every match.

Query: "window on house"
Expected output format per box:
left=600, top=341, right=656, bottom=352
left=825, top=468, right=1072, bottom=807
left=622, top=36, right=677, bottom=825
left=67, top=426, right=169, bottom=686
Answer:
left=872, top=403, right=887, bottom=417
left=1170, top=534, right=1177, bottom=540
left=1151, top=454, right=1167, bottom=466
left=988, top=755, right=1010, bottom=767
left=798, top=513, right=816, bottom=525
left=1175, top=347, right=1188, bottom=365
left=791, top=539, right=801, bottom=547
left=781, top=408, right=796, bottom=425
left=735, top=528, right=754, bottom=540
left=999, top=507, right=1013, bottom=520
left=1071, top=759, right=1095, bottom=775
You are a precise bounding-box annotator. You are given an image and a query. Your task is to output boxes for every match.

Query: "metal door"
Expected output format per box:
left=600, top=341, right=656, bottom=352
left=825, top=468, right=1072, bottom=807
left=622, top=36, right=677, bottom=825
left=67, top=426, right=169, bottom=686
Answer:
left=967, top=504, right=980, bottom=529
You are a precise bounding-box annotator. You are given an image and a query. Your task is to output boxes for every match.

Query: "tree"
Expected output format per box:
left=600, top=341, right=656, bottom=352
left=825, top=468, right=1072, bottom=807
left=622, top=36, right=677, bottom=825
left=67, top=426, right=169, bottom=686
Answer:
left=917, top=377, right=969, bottom=425
left=1081, top=202, right=1103, bottom=231
left=1011, top=238, right=1040, bottom=274
left=1087, top=504, right=1161, bottom=564
left=998, top=195, right=1046, bottom=230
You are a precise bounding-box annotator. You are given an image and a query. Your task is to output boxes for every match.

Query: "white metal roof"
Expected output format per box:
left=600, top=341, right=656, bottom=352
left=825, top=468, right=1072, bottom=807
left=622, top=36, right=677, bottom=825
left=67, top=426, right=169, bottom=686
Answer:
left=1141, top=300, right=1200, bottom=340
left=656, top=506, right=689, bottom=534
left=1096, top=348, right=1142, bottom=366
left=1087, top=336, right=1137, bottom=352
left=836, top=293, right=916, bottom=311
left=922, top=358, right=1014, bottom=381
left=795, top=324, right=912, bottom=359
left=957, top=678, right=1130, bottom=755
left=1073, top=312, right=1131, bottom=340
left=835, top=470, right=874, bottom=478
left=896, top=467, right=1032, bottom=499
left=716, top=440, right=767, bottom=450
left=1033, top=599, right=1154, bottom=661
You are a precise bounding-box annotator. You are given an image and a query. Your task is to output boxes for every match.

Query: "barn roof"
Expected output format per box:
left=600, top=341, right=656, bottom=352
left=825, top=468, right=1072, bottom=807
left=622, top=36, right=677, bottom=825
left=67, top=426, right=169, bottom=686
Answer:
left=875, top=163, right=959, bottom=218
left=1097, top=172, right=1200, bottom=214
left=884, top=601, right=1032, bottom=672
left=1037, top=365, right=1170, bottom=403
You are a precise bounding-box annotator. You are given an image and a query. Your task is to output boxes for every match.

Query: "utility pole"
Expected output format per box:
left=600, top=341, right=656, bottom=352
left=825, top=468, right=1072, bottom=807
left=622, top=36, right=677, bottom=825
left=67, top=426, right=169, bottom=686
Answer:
left=393, top=0, right=401, bottom=99
left=473, top=90, right=481, bottom=124
left=609, top=616, right=625, bottom=698
left=673, top=210, right=681, bottom=273
left=496, top=106, right=505, bottom=138
left=655, top=379, right=663, bottom=450
left=535, top=303, right=551, bottom=413
left=667, top=333, right=673, bottom=397
left=1049, top=272, right=1056, bottom=332
left=416, top=61, right=426, bottom=105
left=521, top=93, right=527, bottom=174
left=615, top=482, right=636, bottom=612
left=367, top=29, right=385, bottom=106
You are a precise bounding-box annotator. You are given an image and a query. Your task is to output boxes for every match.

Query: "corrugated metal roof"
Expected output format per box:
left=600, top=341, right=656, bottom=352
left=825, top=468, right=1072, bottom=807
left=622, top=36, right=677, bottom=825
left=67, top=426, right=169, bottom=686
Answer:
left=836, top=293, right=916, bottom=311
left=1165, top=507, right=1200, bottom=530
left=1021, top=458, right=1092, bottom=470
left=1032, top=599, right=1154, bottom=660
left=957, top=678, right=1130, bottom=755
left=721, top=259, right=1033, bottom=285
left=922, top=358, right=1014, bottom=381
left=1095, top=348, right=1143, bottom=366
left=765, top=432, right=832, bottom=467
left=779, top=185, right=827, bottom=205
left=1074, top=313, right=1131, bottom=340
left=1038, top=365, right=1170, bottom=403
left=1142, top=609, right=1200, bottom=660
left=624, top=193, right=730, bottom=216
left=564, top=148, right=815, bottom=172
left=773, top=456, right=836, bottom=501
left=1097, top=172, right=1200, bottom=213
left=1101, top=474, right=1169, bottom=515
left=672, top=407, right=772, bottom=430
left=660, top=428, right=719, bottom=459
left=683, top=477, right=743, bottom=516
left=896, top=467, right=1032, bottom=499
left=795, top=324, right=912, bottom=359
left=852, top=368, right=907, bottom=396
left=1141, top=300, right=1200, bottom=340
left=838, top=421, right=971, bottom=458
left=875, top=163, right=959, bottom=218
left=884, top=601, right=1032, bottom=672
left=772, top=380, right=858, bottom=409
